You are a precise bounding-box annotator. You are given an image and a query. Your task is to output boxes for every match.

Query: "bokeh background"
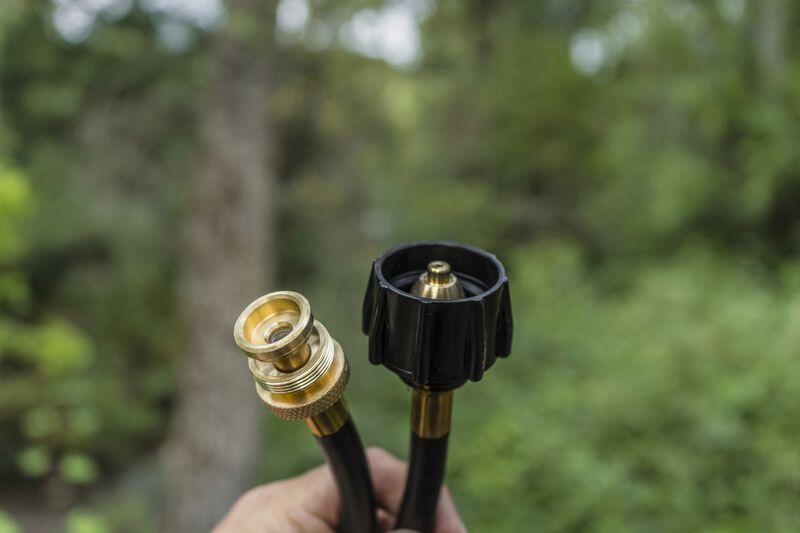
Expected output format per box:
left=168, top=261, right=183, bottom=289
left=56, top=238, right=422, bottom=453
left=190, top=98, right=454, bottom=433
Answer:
left=2, top=0, right=800, bottom=531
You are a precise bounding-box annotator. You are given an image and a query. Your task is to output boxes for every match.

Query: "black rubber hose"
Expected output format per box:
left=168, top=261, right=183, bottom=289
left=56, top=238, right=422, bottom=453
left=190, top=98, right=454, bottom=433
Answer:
left=394, top=433, right=450, bottom=533
left=316, top=418, right=378, bottom=533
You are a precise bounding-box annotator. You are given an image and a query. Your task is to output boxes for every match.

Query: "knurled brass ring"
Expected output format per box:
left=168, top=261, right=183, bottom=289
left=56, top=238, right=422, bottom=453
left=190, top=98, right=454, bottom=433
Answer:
left=253, top=340, right=349, bottom=420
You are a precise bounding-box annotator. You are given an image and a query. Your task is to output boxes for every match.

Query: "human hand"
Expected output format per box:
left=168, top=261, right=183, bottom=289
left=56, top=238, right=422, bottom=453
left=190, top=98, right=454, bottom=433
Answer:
left=214, top=447, right=466, bottom=533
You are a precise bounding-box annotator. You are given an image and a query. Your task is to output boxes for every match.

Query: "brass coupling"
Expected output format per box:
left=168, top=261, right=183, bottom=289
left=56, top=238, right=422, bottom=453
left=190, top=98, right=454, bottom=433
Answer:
left=233, top=291, right=349, bottom=430
left=411, top=388, right=453, bottom=439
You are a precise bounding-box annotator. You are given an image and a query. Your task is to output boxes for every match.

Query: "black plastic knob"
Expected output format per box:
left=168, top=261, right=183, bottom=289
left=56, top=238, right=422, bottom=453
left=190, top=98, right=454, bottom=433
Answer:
left=362, top=241, right=513, bottom=390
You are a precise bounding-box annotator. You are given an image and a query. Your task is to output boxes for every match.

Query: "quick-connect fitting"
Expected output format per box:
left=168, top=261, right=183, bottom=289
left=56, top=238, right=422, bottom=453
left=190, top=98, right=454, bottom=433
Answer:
left=233, top=291, right=349, bottom=427
left=363, top=241, right=513, bottom=389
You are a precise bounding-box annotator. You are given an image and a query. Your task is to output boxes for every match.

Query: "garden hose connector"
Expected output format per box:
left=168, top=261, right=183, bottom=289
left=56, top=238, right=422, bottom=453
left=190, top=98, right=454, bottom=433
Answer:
left=233, top=291, right=379, bottom=533
left=233, top=291, right=349, bottom=436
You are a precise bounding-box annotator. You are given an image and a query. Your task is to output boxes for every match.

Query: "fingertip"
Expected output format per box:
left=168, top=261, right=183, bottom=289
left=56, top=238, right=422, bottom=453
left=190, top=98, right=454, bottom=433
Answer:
left=376, top=508, right=396, bottom=532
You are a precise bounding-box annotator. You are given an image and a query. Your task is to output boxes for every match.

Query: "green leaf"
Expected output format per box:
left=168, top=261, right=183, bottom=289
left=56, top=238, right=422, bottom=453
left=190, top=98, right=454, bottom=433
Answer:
left=15, top=446, right=51, bottom=477
left=66, top=407, right=101, bottom=438
left=21, top=406, right=60, bottom=439
left=14, top=319, right=94, bottom=375
left=59, top=452, right=99, bottom=484
left=0, top=272, right=30, bottom=312
left=65, top=509, right=109, bottom=533
left=0, top=510, right=21, bottom=533
left=0, top=164, right=32, bottom=259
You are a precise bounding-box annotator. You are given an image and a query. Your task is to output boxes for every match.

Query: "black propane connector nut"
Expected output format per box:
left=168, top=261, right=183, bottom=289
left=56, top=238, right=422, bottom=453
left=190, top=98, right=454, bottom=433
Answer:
left=362, top=241, right=513, bottom=390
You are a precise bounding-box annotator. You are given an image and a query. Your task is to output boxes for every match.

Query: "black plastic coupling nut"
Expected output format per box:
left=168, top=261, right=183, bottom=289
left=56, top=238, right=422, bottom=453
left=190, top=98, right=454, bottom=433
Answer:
left=362, top=241, right=513, bottom=390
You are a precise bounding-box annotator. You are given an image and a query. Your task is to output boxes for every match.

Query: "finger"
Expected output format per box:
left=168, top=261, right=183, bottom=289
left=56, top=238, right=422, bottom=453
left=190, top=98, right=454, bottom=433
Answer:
left=377, top=508, right=397, bottom=532
left=290, top=448, right=408, bottom=528
left=285, top=461, right=340, bottom=527
left=366, top=447, right=409, bottom=515
left=214, top=474, right=335, bottom=533
left=435, top=486, right=467, bottom=533
left=368, top=447, right=466, bottom=532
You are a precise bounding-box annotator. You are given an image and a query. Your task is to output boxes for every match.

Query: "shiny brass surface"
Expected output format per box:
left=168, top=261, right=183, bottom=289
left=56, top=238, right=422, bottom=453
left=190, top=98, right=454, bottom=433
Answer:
left=250, top=334, right=349, bottom=420
left=234, top=291, right=349, bottom=421
left=234, top=291, right=314, bottom=370
left=307, top=398, right=350, bottom=437
left=411, top=261, right=465, bottom=301
left=410, top=388, right=453, bottom=438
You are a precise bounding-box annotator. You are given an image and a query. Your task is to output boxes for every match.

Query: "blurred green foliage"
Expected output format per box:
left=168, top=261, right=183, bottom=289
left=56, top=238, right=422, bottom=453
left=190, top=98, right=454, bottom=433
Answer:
left=449, top=241, right=800, bottom=531
left=65, top=509, right=109, bottom=533
left=0, top=510, right=21, bottom=533
left=2, top=0, right=800, bottom=531
left=0, top=163, right=99, bottom=483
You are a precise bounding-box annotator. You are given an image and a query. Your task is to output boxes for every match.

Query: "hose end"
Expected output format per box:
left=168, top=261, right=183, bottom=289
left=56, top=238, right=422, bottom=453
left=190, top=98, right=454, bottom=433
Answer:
left=234, top=291, right=349, bottom=420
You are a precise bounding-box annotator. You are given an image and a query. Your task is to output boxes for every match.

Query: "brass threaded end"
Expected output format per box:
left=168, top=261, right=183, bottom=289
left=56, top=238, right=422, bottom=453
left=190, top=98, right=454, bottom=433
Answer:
left=258, top=352, right=349, bottom=420
left=234, top=291, right=349, bottom=421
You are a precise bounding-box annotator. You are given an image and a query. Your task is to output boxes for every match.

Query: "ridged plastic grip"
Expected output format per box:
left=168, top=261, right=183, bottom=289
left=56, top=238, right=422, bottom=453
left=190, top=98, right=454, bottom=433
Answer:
left=362, top=241, right=513, bottom=389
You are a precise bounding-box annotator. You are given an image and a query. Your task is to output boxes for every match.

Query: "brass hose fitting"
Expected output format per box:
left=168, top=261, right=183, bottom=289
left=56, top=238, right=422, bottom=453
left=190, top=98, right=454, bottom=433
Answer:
left=233, top=290, right=378, bottom=533
left=233, top=291, right=349, bottom=435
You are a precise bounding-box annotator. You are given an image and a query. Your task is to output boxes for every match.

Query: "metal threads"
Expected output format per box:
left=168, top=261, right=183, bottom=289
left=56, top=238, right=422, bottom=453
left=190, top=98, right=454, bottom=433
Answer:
left=249, top=321, right=335, bottom=395
left=256, top=356, right=349, bottom=421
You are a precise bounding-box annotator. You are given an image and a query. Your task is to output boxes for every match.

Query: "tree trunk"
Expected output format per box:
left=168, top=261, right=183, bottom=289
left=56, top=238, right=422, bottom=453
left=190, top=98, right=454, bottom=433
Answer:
left=752, top=0, right=788, bottom=91
left=162, top=1, right=276, bottom=531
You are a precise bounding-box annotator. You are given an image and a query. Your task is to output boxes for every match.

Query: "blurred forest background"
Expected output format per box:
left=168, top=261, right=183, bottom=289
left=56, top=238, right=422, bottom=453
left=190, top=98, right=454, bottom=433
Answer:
left=1, top=0, right=800, bottom=531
